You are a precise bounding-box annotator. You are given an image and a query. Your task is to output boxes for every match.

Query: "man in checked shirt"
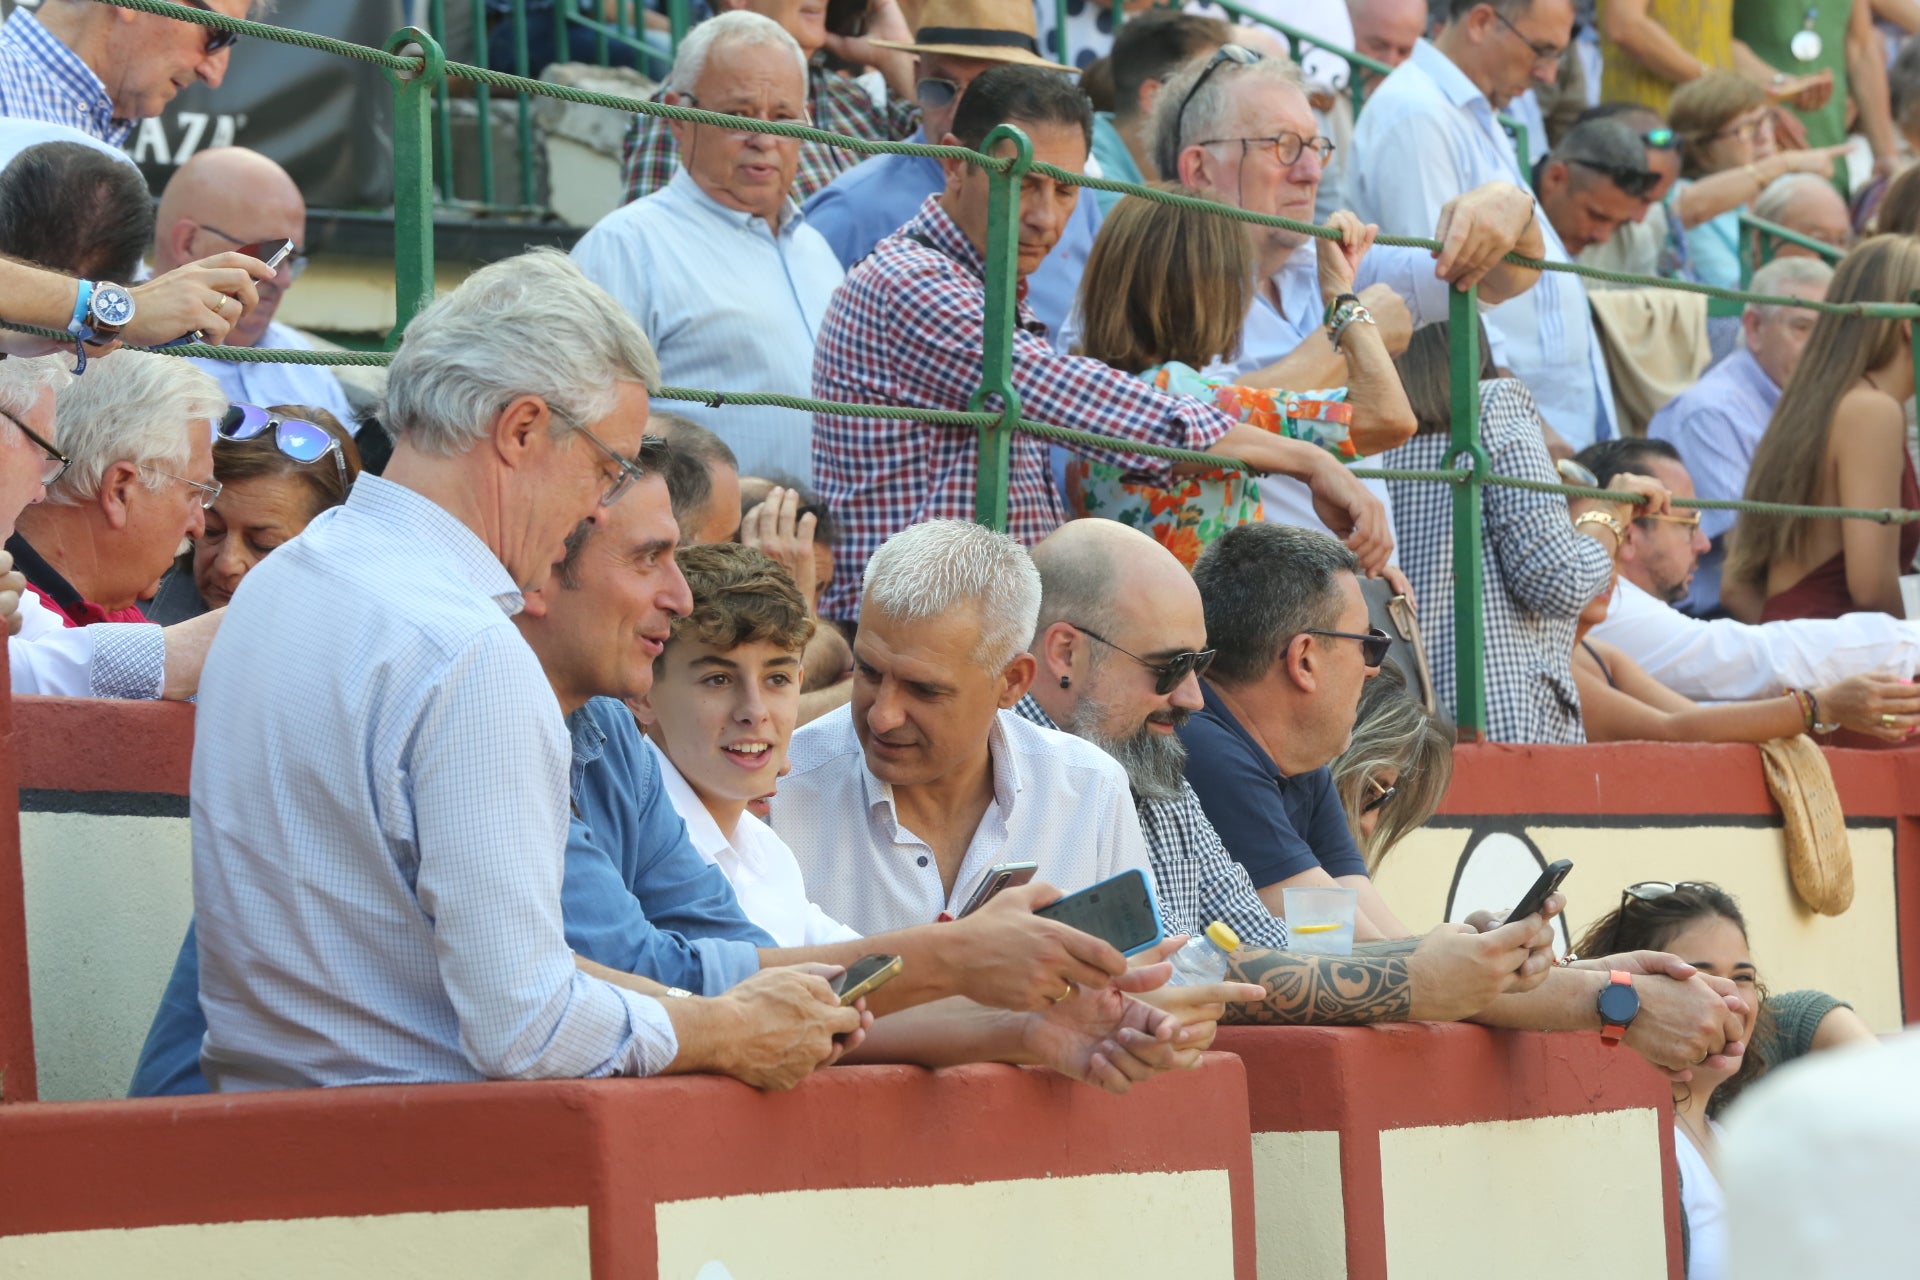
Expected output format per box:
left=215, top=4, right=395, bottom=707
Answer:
left=809, top=61, right=1390, bottom=627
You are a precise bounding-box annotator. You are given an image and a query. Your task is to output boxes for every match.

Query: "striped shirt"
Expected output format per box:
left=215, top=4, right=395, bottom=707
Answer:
left=0, top=9, right=129, bottom=146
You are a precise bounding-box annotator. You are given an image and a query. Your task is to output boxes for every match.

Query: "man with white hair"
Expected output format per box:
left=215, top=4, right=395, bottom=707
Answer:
left=1749, top=172, right=1852, bottom=261
left=8, top=351, right=222, bottom=627
left=772, top=520, right=1161, bottom=945
left=192, top=249, right=861, bottom=1092
left=574, top=12, right=842, bottom=484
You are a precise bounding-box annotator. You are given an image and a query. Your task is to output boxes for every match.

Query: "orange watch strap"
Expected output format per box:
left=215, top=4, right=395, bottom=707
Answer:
left=1600, top=969, right=1633, bottom=1044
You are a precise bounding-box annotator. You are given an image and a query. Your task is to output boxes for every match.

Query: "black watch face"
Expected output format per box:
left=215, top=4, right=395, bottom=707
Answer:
left=1598, top=980, right=1640, bottom=1025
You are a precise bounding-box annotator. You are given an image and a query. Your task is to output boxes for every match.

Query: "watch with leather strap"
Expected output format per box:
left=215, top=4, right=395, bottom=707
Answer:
left=1597, top=970, right=1639, bottom=1045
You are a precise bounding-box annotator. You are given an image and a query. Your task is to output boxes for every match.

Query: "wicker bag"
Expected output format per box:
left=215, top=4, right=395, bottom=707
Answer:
left=1757, top=736, right=1854, bottom=915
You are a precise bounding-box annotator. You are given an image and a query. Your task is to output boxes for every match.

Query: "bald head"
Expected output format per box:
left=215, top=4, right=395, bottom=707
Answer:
left=1031, top=518, right=1201, bottom=637
left=153, top=147, right=306, bottom=347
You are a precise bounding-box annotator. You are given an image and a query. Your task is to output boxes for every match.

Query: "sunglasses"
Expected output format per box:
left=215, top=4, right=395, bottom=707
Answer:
left=1642, top=127, right=1677, bottom=149
left=1557, top=458, right=1601, bottom=488
left=1569, top=158, right=1663, bottom=199
left=1073, top=624, right=1216, bottom=696
left=1175, top=43, right=1261, bottom=145
left=181, top=0, right=241, bottom=54
left=1304, top=625, right=1393, bottom=668
left=219, top=403, right=347, bottom=489
left=1363, top=776, right=1396, bottom=815
left=916, top=77, right=960, bottom=110
left=0, top=407, right=70, bottom=487
left=1622, top=880, right=1715, bottom=908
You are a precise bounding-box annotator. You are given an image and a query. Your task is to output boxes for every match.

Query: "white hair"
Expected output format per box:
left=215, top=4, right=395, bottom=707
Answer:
left=862, top=520, right=1042, bottom=670
left=1753, top=172, right=1843, bottom=225
left=1151, top=49, right=1307, bottom=181
left=47, top=350, right=224, bottom=504
left=384, top=247, right=660, bottom=457
left=1748, top=254, right=1835, bottom=319
left=667, top=11, right=808, bottom=98
left=0, top=355, right=71, bottom=437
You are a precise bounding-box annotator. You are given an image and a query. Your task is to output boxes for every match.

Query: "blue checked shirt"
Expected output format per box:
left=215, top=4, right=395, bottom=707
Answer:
left=191, top=474, right=678, bottom=1090
left=0, top=9, right=129, bottom=145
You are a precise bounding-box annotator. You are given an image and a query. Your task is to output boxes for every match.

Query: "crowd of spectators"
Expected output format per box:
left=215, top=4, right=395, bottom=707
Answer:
left=4, top=3, right=1918, bottom=1274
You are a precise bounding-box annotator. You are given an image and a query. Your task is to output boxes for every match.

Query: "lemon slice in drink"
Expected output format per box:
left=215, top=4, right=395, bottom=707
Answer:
left=1291, top=923, right=1343, bottom=934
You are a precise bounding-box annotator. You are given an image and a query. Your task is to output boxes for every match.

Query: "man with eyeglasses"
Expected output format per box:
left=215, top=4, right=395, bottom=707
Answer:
left=149, top=146, right=357, bottom=436
left=0, top=0, right=247, bottom=144
left=1350, top=0, right=1621, bottom=451
left=575, top=12, right=843, bottom=485
left=802, top=0, right=1099, bottom=342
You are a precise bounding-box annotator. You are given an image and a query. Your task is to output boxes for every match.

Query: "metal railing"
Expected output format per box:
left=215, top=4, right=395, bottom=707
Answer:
left=9, top=0, right=1920, bottom=744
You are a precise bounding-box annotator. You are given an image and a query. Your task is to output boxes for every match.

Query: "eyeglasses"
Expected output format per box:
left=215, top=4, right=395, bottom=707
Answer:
left=1642, top=127, right=1677, bottom=150
left=573, top=426, right=655, bottom=507
left=1491, top=8, right=1566, bottom=70
left=1568, top=158, right=1663, bottom=199
left=1175, top=43, right=1261, bottom=146
left=1071, top=624, right=1216, bottom=696
left=219, top=403, right=347, bottom=489
left=0, top=408, right=70, bottom=487
left=1303, top=625, right=1393, bottom=668
left=193, top=224, right=308, bottom=282
left=138, top=465, right=222, bottom=508
left=1362, top=776, right=1397, bottom=815
left=1639, top=510, right=1703, bottom=528
left=1198, top=132, right=1338, bottom=167
left=1712, top=115, right=1774, bottom=145
left=180, top=0, right=241, bottom=55
left=916, top=77, right=960, bottom=110
left=678, top=93, right=812, bottom=137
left=1622, top=880, right=1715, bottom=909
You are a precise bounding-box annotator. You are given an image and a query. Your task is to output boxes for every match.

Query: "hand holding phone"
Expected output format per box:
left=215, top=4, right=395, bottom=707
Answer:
left=829, top=954, right=902, bottom=1006
left=1032, top=869, right=1165, bottom=957
left=1507, top=859, right=1573, bottom=924
left=955, top=861, right=1039, bottom=918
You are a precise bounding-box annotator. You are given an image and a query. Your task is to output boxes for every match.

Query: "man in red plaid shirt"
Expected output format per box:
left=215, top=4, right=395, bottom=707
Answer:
left=811, top=63, right=1391, bottom=624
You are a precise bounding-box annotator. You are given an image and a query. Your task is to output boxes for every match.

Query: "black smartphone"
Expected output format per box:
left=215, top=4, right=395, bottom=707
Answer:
left=829, top=954, right=902, bottom=1006
left=1032, top=869, right=1164, bottom=957
left=1508, top=859, right=1573, bottom=923
left=956, top=861, right=1039, bottom=918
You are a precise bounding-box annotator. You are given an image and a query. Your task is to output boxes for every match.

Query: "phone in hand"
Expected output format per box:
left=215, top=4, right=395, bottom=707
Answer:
left=1507, top=859, right=1573, bottom=924
left=830, top=954, right=902, bottom=1006
left=250, top=238, right=296, bottom=272
left=1032, top=868, right=1165, bottom=957
left=956, top=861, right=1038, bottom=918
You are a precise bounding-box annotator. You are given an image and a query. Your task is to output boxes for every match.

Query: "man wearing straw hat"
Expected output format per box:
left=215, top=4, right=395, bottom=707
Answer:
left=804, top=0, right=1101, bottom=340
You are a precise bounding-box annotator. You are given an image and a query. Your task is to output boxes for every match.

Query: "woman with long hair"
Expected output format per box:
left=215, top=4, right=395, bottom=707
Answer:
left=1068, top=183, right=1414, bottom=567
left=1724, top=235, right=1920, bottom=622
left=1331, top=663, right=1455, bottom=873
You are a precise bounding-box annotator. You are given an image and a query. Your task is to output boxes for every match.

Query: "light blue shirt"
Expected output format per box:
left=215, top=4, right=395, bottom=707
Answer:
left=1680, top=185, right=1744, bottom=292
left=1089, top=112, right=1142, bottom=217
left=191, top=321, right=359, bottom=434
left=1350, top=39, right=1616, bottom=448
left=190, top=474, right=678, bottom=1090
left=572, top=167, right=843, bottom=483
left=1646, top=345, right=1782, bottom=614
left=800, top=128, right=1103, bottom=346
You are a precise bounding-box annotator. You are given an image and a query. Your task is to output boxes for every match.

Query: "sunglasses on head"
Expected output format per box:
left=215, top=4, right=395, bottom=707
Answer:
left=1621, top=880, right=1715, bottom=908
left=1073, top=624, right=1216, bottom=696
left=1304, top=626, right=1393, bottom=668
left=1363, top=776, right=1396, bottom=815
left=219, top=403, right=347, bottom=489
left=1642, top=127, right=1677, bottom=149
left=1174, top=43, right=1261, bottom=144
left=1570, top=158, right=1663, bottom=199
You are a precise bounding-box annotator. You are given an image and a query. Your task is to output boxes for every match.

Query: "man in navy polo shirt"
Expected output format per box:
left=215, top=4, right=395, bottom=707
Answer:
left=1178, top=522, right=1414, bottom=942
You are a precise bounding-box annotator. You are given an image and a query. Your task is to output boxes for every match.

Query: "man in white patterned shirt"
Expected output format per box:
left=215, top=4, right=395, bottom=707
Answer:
left=191, top=249, right=859, bottom=1092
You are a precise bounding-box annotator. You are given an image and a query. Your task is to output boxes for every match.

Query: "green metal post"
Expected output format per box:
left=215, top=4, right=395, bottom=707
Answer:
left=1111, top=0, right=1125, bottom=38
left=1909, top=293, right=1920, bottom=413
left=1499, top=113, right=1529, bottom=179
left=971, top=125, right=1035, bottom=532
left=1286, top=32, right=1302, bottom=62
left=1053, top=0, right=1069, bottom=69
left=1447, top=283, right=1488, bottom=740
left=385, top=27, right=446, bottom=348
left=513, top=0, right=538, bottom=207
left=551, top=0, right=568, bottom=73
left=594, top=0, right=608, bottom=65
left=669, top=0, right=690, bottom=51
left=429, top=0, right=453, bottom=201
left=473, top=0, right=497, bottom=203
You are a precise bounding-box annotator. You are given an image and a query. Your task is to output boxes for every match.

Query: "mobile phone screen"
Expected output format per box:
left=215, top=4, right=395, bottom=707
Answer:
left=1033, top=869, right=1163, bottom=956
left=829, top=954, right=900, bottom=1002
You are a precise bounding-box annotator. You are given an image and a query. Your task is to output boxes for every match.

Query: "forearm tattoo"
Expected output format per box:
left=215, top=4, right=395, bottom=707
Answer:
left=1223, top=947, right=1415, bottom=1026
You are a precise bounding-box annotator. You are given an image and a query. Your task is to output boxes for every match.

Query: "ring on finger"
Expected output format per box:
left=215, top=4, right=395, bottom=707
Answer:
left=1051, top=983, right=1075, bottom=1004
left=1882, top=713, right=1898, bottom=729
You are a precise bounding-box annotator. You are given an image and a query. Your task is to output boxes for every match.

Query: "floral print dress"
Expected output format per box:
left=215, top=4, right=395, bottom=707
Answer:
left=1065, top=361, right=1355, bottom=568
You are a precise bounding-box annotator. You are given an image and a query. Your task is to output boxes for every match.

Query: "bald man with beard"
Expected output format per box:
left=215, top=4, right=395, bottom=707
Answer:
left=150, top=147, right=357, bottom=432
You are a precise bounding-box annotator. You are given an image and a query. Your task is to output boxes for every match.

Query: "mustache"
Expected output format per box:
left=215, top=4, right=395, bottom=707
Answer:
left=1145, top=707, right=1191, bottom=730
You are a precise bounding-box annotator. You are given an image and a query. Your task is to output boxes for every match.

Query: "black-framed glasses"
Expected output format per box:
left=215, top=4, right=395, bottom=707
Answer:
left=138, top=464, right=222, bottom=508
left=1491, top=8, right=1565, bottom=69
left=181, top=0, right=242, bottom=54
left=219, top=403, right=347, bottom=489
left=1568, top=158, right=1662, bottom=199
left=0, top=408, right=70, bottom=487
left=1363, top=776, right=1397, bottom=815
left=916, top=77, right=960, bottom=110
left=1622, top=880, right=1715, bottom=908
left=1303, top=625, right=1392, bottom=668
left=1198, top=132, right=1338, bottom=167
left=1642, top=127, right=1677, bottom=150
left=1072, top=624, right=1216, bottom=696
left=193, top=223, right=309, bottom=282
left=1174, top=43, right=1261, bottom=145
left=574, top=426, right=656, bottom=508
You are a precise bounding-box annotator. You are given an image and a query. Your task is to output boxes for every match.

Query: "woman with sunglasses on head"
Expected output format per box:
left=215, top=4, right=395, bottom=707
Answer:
left=1575, top=882, right=1874, bottom=1280
left=1330, top=662, right=1455, bottom=873
left=147, top=402, right=360, bottom=624
left=1666, top=71, right=1854, bottom=291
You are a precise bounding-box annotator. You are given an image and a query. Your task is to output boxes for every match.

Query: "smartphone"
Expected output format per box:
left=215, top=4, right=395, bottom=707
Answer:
left=1508, top=859, right=1573, bottom=923
left=955, top=861, right=1039, bottom=918
left=830, top=954, right=902, bottom=1006
left=252, top=238, right=296, bottom=271
left=1032, top=869, right=1165, bottom=957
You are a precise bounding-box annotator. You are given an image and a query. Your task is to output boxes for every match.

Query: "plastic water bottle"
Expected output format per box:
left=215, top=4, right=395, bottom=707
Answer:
left=1168, top=921, right=1242, bottom=986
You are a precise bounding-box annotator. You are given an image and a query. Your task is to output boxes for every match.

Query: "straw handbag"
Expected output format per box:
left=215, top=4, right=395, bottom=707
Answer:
left=1757, top=735, right=1854, bottom=915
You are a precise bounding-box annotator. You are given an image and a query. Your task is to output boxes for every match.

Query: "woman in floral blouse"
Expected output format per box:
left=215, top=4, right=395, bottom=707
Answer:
left=1068, top=183, right=1414, bottom=568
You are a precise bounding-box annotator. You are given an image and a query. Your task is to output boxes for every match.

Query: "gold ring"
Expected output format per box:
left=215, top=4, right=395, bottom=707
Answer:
left=1883, top=713, right=1898, bottom=729
left=1051, top=984, right=1074, bottom=1003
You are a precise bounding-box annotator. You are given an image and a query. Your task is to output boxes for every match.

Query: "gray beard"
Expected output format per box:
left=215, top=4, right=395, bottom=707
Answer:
left=1070, top=696, right=1191, bottom=802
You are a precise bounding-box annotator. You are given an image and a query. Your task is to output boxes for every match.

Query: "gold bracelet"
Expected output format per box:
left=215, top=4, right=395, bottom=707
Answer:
left=1574, top=509, right=1626, bottom=546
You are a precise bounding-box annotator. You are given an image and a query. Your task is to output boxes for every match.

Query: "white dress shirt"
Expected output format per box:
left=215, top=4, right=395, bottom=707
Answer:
left=8, top=587, right=163, bottom=698
left=1589, top=576, right=1920, bottom=702
left=646, top=737, right=860, bottom=950
left=770, top=704, right=1153, bottom=936
left=191, top=321, right=359, bottom=435
left=1350, top=39, right=1616, bottom=448
left=571, top=166, right=845, bottom=483
left=191, top=474, right=676, bottom=1090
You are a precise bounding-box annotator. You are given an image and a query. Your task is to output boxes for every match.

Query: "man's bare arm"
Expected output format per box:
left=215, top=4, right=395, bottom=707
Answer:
left=1221, top=945, right=1414, bottom=1025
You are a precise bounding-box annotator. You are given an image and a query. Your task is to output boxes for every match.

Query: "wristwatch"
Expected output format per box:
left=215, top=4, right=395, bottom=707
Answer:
left=1573, top=509, right=1627, bottom=547
left=1597, top=970, right=1640, bottom=1045
left=67, top=280, right=136, bottom=343
left=1324, top=292, right=1375, bottom=353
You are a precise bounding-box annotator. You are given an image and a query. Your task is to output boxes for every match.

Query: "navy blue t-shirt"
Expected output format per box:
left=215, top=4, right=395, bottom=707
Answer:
left=1176, top=679, right=1371, bottom=890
